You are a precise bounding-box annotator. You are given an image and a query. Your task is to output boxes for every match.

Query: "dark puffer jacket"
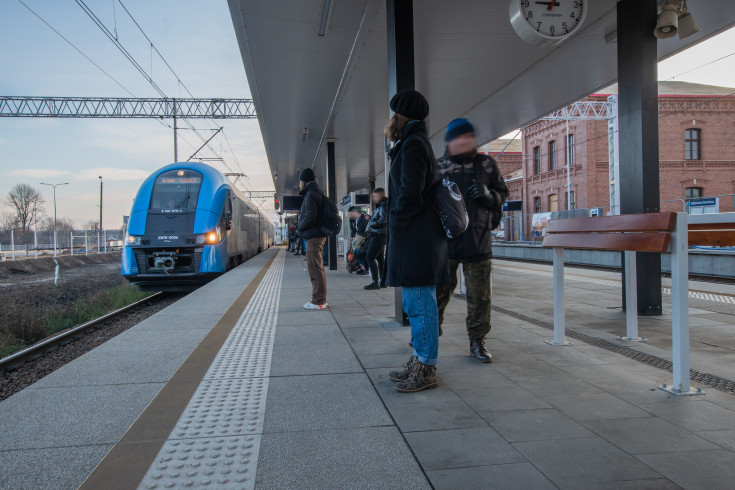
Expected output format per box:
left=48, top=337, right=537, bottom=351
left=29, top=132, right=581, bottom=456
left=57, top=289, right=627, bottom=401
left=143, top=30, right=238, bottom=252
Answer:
left=297, top=181, right=326, bottom=239
left=366, top=197, right=388, bottom=236
left=385, top=120, right=450, bottom=287
left=437, top=151, right=509, bottom=261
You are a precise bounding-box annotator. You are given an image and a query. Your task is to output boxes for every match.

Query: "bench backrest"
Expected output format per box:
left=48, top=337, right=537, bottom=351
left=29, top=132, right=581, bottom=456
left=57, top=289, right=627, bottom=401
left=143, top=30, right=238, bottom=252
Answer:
left=688, top=212, right=735, bottom=247
left=542, top=212, right=677, bottom=252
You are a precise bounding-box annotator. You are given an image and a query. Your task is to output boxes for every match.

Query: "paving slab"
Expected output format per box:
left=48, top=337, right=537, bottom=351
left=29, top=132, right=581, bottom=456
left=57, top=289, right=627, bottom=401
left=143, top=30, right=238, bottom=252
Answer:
left=636, top=449, right=735, bottom=490
left=513, top=436, right=663, bottom=487
left=0, top=444, right=112, bottom=490
left=256, top=427, right=430, bottom=489
left=403, top=427, right=525, bottom=470
left=426, top=462, right=557, bottom=490
left=484, top=408, right=594, bottom=442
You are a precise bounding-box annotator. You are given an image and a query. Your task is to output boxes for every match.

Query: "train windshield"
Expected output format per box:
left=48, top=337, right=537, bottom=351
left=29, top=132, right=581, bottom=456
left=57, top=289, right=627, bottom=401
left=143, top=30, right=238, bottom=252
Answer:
left=150, top=169, right=203, bottom=210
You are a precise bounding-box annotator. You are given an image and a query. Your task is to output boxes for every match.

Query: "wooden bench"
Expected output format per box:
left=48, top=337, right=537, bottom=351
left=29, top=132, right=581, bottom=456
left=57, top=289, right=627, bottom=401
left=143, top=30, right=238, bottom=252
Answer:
left=541, top=212, right=700, bottom=395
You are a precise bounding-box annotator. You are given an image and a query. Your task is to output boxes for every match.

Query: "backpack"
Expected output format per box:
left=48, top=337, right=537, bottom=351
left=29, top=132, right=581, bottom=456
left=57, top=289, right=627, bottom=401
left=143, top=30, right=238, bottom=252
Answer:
left=319, top=194, right=343, bottom=236
left=430, top=172, right=469, bottom=239
left=345, top=249, right=361, bottom=273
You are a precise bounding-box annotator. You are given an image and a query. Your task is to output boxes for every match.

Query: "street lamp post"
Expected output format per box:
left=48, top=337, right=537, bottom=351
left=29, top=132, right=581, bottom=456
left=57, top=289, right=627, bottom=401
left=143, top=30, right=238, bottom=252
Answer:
left=40, top=182, right=69, bottom=257
left=99, top=176, right=103, bottom=254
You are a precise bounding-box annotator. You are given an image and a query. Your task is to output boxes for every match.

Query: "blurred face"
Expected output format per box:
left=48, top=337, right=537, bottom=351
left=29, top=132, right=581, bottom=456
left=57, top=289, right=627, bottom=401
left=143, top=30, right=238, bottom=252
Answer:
left=299, top=181, right=305, bottom=190
left=348, top=210, right=359, bottom=220
left=371, top=192, right=384, bottom=204
left=447, top=133, right=477, bottom=156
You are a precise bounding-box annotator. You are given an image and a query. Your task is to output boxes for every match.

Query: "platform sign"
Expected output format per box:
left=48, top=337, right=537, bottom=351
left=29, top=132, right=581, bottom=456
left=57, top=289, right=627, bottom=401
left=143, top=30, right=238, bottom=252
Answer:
left=502, top=200, right=522, bottom=212
left=688, top=197, right=719, bottom=215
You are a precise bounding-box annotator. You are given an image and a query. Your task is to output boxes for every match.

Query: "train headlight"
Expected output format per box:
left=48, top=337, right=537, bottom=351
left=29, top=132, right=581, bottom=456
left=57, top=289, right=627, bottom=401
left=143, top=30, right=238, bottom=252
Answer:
left=125, top=234, right=142, bottom=246
left=196, top=227, right=223, bottom=245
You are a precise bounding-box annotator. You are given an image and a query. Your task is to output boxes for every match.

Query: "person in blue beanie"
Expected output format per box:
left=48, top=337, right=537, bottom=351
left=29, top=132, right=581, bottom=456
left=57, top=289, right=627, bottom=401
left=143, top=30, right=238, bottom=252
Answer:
left=436, top=118, right=509, bottom=362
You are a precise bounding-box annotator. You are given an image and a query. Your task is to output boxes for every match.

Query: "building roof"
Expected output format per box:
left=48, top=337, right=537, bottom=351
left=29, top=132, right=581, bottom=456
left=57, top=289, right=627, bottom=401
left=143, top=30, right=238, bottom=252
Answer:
left=595, top=81, right=735, bottom=97
left=481, top=139, right=522, bottom=155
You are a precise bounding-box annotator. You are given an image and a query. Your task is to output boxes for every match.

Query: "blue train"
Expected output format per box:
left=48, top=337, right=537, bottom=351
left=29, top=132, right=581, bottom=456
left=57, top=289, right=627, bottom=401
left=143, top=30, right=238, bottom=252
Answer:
left=122, top=162, right=274, bottom=291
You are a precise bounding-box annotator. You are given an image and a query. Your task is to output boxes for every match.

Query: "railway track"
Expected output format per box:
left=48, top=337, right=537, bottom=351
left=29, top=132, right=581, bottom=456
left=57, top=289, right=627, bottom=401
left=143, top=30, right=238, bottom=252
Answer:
left=0, top=291, right=180, bottom=402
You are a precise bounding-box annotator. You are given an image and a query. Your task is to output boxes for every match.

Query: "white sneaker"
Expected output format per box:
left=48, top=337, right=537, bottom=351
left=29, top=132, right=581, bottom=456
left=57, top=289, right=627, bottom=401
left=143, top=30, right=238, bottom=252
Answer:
left=303, top=302, right=328, bottom=310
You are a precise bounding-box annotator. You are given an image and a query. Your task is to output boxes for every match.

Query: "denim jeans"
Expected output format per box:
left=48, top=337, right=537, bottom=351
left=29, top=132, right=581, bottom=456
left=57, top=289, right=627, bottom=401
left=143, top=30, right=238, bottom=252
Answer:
left=402, top=285, right=439, bottom=366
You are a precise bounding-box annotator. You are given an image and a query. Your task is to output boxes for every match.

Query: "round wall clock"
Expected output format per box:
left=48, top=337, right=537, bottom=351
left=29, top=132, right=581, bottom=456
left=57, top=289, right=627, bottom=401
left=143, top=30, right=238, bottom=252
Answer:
left=509, top=0, right=588, bottom=47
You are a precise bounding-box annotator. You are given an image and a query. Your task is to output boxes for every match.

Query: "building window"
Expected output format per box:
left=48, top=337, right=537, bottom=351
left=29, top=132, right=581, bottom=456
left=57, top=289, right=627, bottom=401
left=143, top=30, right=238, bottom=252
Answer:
left=549, top=140, right=557, bottom=170
left=685, top=187, right=703, bottom=200
left=685, top=128, right=701, bottom=160
left=533, top=146, right=541, bottom=174
left=566, top=191, right=576, bottom=210
left=534, top=196, right=542, bottom=214
left=567, top=134, right=575, bottom=166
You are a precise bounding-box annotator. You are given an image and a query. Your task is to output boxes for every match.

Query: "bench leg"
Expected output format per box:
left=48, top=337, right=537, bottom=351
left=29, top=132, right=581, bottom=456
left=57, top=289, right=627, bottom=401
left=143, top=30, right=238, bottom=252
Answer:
left=547, top=247, right=571, bottom=346
left=660, top=212, right=702, bottom=396
left=618, top=251, right=646, bottom=342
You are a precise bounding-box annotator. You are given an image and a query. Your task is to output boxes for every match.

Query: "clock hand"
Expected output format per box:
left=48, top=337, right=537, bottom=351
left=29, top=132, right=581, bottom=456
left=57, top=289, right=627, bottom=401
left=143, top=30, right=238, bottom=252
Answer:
left=548, top=0, right=559, bottom=10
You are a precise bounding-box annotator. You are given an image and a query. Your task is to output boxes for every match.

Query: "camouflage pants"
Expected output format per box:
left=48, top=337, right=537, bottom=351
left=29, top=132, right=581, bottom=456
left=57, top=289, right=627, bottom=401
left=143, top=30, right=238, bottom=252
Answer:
left=436, top=258, right=492, bottom=340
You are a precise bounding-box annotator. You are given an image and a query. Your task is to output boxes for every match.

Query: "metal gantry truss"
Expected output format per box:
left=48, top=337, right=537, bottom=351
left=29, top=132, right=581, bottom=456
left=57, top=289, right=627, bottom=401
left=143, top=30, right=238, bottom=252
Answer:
left=542, top=100, right=614, bottom=121
left=0, top=96, right=256, bottom=118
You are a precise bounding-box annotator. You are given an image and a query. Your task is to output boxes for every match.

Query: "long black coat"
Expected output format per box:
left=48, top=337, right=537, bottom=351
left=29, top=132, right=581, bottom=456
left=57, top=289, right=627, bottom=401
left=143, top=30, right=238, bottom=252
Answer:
left=297, top=181, right=326, bottom=239
left=385, top=121, right=450, bottom=287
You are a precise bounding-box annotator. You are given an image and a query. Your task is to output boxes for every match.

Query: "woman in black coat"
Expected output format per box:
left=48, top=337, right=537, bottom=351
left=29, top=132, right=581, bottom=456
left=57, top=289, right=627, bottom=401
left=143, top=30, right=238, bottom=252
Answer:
left=384, top=89, right=449, bottom=394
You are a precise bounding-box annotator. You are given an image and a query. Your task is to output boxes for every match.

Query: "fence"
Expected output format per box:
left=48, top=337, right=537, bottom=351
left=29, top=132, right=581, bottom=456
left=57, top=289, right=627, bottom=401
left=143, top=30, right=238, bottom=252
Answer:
left=0, top=230, right=123, bottom=261
left=495, top=194, right=735, bottom=244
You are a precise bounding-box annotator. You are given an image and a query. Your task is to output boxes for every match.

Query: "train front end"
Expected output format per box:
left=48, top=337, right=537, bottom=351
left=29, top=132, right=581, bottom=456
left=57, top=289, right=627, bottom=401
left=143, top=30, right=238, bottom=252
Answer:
left=122, top=163, right=230, bottom=291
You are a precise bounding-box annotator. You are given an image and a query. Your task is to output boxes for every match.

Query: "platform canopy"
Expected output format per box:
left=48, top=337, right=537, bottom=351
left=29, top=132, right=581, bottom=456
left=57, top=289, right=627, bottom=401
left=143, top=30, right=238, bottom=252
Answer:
left=228, top=0, right=735, bottom=199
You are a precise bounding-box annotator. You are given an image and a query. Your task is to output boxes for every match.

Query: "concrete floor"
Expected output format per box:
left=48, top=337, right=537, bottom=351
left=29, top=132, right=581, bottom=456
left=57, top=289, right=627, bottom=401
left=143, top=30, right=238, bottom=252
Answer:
left=4, top=250, right=735, bottom=489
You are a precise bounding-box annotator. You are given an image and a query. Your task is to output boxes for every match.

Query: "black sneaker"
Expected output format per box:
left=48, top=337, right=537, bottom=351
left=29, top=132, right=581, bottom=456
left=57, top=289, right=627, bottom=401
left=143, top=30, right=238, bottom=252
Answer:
left=380, top=283, right=387, bottom=288
left=364, top=282, right=380, bottom=290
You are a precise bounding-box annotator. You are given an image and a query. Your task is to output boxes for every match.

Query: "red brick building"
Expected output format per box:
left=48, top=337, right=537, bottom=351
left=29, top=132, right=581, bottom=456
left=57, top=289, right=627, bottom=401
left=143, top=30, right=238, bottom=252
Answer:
left=514, top=81, right=735, bottom=236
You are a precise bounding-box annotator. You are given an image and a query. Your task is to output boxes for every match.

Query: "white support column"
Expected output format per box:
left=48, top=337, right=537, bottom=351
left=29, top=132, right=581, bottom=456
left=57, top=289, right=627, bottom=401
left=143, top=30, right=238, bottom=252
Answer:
left=618, top=250, right=646, bottom=342
left=11, top=230, right=15, bottom=262
left=34, top=229, right=38, bottom=259
left=70, top=232, right=74, bottom=256
left=661, top=212, right=702, bottom=395
left=547, top=247, right=571, bottom=346
left=84, top=231, right=88, bottom=256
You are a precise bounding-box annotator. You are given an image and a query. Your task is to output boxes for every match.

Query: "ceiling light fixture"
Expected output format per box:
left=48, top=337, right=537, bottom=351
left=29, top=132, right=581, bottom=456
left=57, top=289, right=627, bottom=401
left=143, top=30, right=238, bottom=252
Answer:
left=317, top=0, right=333, bottom=37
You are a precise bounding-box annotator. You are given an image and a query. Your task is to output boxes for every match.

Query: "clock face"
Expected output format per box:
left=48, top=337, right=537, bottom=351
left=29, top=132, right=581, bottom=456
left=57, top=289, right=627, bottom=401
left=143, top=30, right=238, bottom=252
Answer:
left=510, top=0, right=587, bottom=46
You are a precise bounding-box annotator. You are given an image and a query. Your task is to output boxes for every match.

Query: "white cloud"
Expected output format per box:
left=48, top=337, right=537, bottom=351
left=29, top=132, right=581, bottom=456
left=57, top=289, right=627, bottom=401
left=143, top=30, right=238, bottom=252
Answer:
left=11, top=168, right=71, bottom=178
left=77, top=167, right=150, bottom=182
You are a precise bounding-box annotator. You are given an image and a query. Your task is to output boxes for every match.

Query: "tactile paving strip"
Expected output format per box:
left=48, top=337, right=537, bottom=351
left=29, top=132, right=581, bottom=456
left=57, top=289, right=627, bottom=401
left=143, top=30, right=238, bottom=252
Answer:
left=139, top=251, right=284, bottom=490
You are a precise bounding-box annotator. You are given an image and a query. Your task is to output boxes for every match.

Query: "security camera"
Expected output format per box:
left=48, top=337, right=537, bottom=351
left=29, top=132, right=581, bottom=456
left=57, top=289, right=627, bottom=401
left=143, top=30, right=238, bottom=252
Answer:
left=655, top=2, right=678, bottom=39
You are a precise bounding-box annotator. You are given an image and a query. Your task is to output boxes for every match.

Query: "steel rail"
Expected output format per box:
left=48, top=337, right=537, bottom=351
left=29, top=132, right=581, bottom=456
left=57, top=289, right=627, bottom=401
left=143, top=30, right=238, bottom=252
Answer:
left=0, top=291, right=163, bottom=369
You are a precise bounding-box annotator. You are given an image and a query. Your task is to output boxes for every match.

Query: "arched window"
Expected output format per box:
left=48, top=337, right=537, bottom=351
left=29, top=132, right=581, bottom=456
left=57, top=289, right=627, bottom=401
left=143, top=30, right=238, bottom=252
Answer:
left=685, top=187, right=702, bottom=200
left=548, top=140, right=557, bottom=170
left=533, top=146, right=541, bottom=174
left=685, top=129, right=701, bottom=160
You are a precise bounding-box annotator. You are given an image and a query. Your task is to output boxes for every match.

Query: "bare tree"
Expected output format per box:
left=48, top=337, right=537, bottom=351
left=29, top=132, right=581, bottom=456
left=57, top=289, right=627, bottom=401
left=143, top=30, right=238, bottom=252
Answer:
left=0, top=211, right=17, bottom=231
left=56, top=217, right=75, bottom=233
left=84, top=220, right=99, bottom=233
left=7, top=184, right=44, bottom=233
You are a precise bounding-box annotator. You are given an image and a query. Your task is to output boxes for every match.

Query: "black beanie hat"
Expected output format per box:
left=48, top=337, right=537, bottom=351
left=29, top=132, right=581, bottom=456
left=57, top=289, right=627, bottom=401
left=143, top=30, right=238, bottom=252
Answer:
left=445, top=118, right=475, bottom=142
left=389, top=89, right=429, bottom=120
left=299, top=167, right=315, bottom=183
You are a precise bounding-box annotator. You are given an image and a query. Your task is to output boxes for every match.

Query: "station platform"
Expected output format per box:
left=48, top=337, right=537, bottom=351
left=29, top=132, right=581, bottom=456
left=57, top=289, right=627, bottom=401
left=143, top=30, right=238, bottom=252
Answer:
left=2, top=248, right=735, bottom=489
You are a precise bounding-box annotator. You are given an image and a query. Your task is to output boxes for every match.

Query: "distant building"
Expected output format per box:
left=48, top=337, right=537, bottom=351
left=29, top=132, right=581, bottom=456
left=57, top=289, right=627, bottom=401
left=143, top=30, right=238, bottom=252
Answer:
left=512, top=81, right=735, bottom=237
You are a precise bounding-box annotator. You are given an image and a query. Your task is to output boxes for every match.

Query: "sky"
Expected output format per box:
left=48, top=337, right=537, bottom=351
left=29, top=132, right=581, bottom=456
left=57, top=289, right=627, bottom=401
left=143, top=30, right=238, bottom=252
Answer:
left=1, top=2, right=734, bottom=229
left=0, top=0, right=270, bottom=230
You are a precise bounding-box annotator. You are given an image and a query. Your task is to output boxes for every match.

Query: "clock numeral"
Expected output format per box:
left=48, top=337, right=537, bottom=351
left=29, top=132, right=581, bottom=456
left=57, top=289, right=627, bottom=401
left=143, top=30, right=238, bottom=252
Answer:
left=527, top=10, right=533, bottom=19
left=573, top=1, right=579, bottom=7
left=537, top=21, right=542, bottom=31
left=549, top=25, right=555, bottom=35
left=570, top=12, right=576, bottom=19
left=522, top=0, right=529, bottom=7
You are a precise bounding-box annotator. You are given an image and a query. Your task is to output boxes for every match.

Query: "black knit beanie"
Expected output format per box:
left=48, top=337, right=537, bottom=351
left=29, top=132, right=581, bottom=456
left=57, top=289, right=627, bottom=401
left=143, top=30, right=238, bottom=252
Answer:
left=299, top=167, right=315, bottom=182
left=389, top=89, right=429, bottom=120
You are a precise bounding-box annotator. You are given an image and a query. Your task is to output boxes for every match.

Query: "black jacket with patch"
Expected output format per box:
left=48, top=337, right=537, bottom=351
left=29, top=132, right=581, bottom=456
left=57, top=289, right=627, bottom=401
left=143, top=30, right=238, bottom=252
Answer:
left=437, top=151, right=509, bottom=261
left=297, top=181, right=326, bottom=239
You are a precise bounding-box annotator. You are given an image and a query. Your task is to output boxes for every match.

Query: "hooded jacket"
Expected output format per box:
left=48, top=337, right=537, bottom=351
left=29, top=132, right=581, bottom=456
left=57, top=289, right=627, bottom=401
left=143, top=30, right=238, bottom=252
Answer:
left=297, top=181, right=326, bottom=239
left=437, top=151, right=508, bottom=261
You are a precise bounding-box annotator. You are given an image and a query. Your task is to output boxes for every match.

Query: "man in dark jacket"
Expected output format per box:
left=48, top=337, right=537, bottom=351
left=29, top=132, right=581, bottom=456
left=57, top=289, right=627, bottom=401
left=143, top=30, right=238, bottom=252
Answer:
left=364, top=188, right=388, bottom=289
left=297, top=168, right=328, bottom=310
left=384, top=89, right=450, bottom=394
left=436, top=118, right=509, bottom=362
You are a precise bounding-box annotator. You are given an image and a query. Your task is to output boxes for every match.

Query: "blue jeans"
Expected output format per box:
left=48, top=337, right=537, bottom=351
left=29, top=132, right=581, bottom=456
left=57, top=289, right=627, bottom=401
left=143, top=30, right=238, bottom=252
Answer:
left=403, top=285, right=439, bottom=366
